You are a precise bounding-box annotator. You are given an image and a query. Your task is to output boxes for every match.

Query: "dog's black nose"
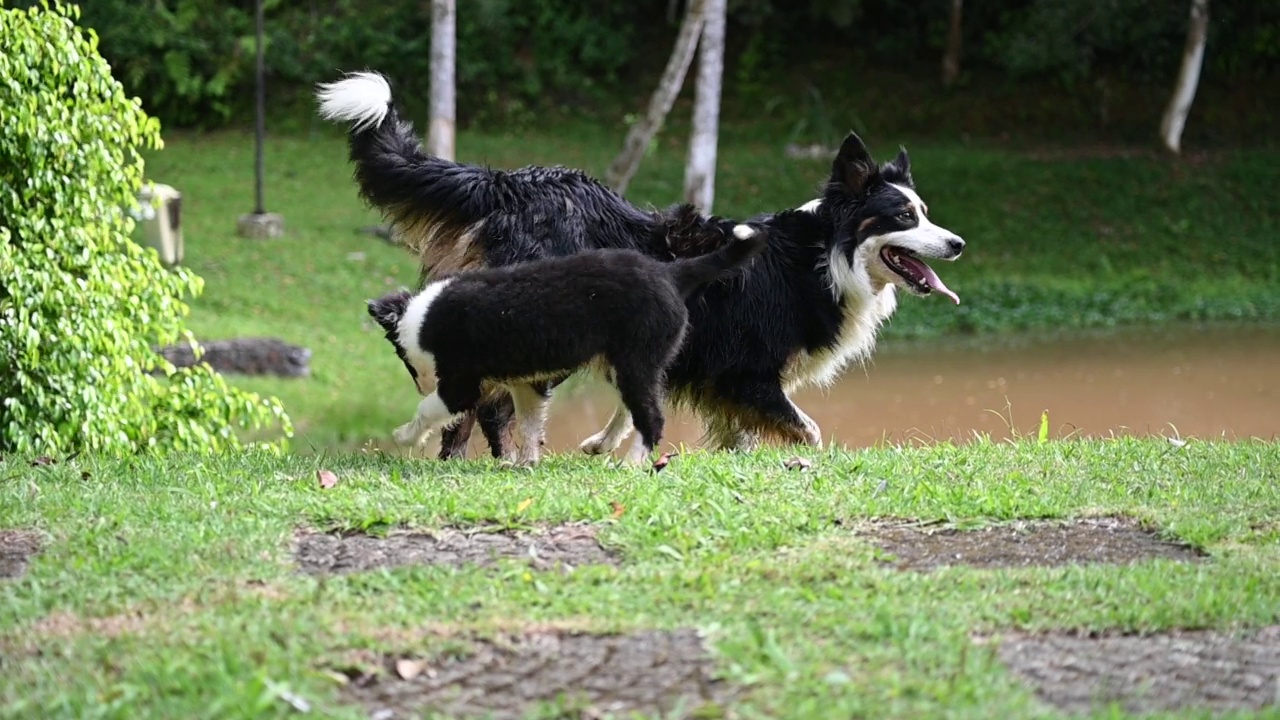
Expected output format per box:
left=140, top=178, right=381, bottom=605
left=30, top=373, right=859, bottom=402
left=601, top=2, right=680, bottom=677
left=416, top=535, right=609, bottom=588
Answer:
left=946, top=236, right=966, bottom=256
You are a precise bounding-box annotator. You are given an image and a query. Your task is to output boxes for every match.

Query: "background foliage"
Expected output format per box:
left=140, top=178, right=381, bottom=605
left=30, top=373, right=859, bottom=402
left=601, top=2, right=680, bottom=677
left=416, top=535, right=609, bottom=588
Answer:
left=14, top=0, right=1278, bottom=135
left=0, top=1, right=291, bottom=455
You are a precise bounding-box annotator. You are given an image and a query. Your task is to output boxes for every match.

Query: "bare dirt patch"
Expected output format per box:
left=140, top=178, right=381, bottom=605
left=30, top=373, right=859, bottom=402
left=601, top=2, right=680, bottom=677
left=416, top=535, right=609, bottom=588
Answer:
left=295, top=523, right=617, bottom=575
left=856, top=517, right=1203, bottom=571
left=27, top=609, right=157, bottom=641
left=11, top=582, right=287, bottom=649
left=992, top=626, right=1280, bottom=715
left=336, top=628, right=735, bottom=720
left=0, top=530, right=41, bottom=579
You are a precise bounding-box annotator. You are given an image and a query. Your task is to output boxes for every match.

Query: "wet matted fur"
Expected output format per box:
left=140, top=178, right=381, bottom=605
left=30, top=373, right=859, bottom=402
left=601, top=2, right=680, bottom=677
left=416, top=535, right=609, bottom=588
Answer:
left=320, top=71, right=965, bottom=457
left=367, top=227, right=767, bottom=466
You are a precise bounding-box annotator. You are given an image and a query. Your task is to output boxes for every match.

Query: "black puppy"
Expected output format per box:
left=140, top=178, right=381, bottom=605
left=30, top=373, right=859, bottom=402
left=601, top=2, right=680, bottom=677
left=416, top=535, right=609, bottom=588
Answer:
left=367, top=225, right=767, bottom=466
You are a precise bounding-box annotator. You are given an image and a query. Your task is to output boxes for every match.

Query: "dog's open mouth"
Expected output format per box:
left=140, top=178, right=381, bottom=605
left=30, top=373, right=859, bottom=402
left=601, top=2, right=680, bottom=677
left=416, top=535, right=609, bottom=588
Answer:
left=880, top=247, right=960, bottom=304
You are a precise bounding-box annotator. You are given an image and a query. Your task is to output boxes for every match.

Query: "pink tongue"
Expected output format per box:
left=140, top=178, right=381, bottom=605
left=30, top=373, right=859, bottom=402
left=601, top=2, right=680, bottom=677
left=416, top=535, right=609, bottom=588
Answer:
left=897, top=254, right=960, bottom=305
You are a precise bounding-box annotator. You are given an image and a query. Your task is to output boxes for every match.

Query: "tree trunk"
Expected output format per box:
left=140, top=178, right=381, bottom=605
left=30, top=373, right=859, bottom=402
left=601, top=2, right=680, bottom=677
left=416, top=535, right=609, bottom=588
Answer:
left=683, top=0, right=726, bottom=214
left=427, top=0, right=456, bottom=160
left=941, top=0, right=963, bottom=87
left=604, top=0, right=706, bottom=195
left=1159, top=0, right=1209, bottom=154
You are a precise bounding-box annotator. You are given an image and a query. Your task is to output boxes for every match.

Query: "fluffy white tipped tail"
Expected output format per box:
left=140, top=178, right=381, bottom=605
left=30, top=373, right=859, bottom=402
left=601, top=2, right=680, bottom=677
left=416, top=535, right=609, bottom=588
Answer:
left=316, top=72, right=392, bottom=132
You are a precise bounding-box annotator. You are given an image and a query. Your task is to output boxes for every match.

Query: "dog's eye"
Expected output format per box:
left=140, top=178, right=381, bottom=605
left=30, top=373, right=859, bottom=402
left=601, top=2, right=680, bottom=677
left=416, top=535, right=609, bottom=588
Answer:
left=897, top=211, right=913, bottom=222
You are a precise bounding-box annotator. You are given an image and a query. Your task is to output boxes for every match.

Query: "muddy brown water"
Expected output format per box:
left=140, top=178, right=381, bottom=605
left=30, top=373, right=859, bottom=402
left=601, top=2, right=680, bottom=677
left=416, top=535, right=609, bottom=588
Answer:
left=414, top=323, right=1279, bottom=456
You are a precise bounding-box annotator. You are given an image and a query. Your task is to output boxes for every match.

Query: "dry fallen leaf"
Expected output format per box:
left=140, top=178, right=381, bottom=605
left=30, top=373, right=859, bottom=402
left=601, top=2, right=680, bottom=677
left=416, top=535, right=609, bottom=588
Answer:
left=609, top=501, right=626, bottom=519
left=783, top=456, right=812, bottom=471
left=516, top=497, right=534, bottom=514
left=395, top=658, right=427, bottom=680
left=651, top=451, right=679, bottom=472
left=316, top=469, right=339, bottom=489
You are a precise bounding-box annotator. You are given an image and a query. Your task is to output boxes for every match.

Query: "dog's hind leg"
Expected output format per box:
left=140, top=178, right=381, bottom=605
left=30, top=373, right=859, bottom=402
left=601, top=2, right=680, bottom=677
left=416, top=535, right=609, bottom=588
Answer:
left=508, top=383, right=552, bottom=467
left=437, top=412, right=477, bottom=460
left=613, top=374, right=665, bottom=467
left=434, top=393, right=519, bottom=462
left=579, top=394, right=635, bottom=456
left=476, top=393, right=517, bottom=460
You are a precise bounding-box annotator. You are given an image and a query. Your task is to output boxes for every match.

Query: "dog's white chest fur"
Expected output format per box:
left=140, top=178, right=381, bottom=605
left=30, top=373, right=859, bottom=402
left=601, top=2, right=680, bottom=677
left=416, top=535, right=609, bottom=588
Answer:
left=782, top=247, right=898, bottom=393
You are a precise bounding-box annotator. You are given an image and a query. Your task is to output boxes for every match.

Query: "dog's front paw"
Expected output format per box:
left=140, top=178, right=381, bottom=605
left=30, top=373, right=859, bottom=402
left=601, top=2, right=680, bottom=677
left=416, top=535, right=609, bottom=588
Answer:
left=392, top=422, right=422, bottom=446
left=622, top=444, right=652, bottom=467
left=578, top=431, right=611, bottom=456
left=514, top=447, right=541, bottom=467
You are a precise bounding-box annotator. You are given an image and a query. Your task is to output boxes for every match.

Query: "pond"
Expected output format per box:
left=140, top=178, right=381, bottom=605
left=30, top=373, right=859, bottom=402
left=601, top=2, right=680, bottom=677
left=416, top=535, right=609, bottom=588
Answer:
left=520, top=322, right=1280, bottom=454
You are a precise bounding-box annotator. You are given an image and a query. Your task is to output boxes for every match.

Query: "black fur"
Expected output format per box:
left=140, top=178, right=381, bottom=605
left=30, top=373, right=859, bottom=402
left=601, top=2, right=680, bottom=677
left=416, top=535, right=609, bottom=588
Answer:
left=322, top=72, right=963, bottom=455
left=368, top=229, right=768, bottom=464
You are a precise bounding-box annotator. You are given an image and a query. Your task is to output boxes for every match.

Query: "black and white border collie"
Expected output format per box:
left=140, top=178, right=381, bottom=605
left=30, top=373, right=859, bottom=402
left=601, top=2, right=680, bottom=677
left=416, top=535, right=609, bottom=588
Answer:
left=319, top=72, right=965, bottom=457
left=367, top=226, right=767, bottom=466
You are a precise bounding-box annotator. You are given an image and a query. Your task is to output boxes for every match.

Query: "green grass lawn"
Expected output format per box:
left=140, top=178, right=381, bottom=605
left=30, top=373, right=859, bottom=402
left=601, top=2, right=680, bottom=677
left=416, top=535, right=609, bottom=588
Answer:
left=2, top=439, right=1278, bottom=718
left=139, top=122, right=1280, bottom=450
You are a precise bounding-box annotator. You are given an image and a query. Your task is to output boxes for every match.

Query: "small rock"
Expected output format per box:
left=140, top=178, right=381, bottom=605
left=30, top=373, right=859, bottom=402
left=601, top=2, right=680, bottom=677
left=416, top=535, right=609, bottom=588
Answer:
left=154, top=337, right=311, bottom=378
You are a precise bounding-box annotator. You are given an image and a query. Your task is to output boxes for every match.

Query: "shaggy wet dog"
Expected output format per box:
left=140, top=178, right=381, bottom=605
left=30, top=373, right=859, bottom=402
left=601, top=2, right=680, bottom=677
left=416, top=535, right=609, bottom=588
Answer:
left=321, top=72, right=964, bottom=458
left=367, top=225, right=767, bottom=466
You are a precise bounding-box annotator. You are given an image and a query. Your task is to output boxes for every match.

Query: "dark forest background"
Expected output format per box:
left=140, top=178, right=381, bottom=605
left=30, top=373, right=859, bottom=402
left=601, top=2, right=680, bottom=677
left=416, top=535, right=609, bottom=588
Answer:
left=38, top=0, right=1280, bottom=145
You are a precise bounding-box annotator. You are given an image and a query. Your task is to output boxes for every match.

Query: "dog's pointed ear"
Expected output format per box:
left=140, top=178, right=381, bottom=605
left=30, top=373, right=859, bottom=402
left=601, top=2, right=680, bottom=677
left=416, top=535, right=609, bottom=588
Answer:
left=831, top=132, right=878, bottom=198
left=883, top=146, right=913, bottom=186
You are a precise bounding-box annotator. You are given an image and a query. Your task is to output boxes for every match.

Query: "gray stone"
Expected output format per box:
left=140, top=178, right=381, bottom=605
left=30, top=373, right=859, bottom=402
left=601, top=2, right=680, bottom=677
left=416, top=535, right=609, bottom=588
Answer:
left=236, top=211, right=285, bottom=239
left=155, top=337, right=311, bottom=378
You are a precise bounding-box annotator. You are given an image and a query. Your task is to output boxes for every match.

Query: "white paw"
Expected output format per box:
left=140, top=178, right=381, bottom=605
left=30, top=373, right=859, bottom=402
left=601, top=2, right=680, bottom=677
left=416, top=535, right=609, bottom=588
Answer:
left=392, top=423, right=421, bottom=446
left=514, top=452, right=540, bottom=468
left=623, top=445, right=651, bottom=467
left=801, top=418, right=824, bottom=448
left=579, top=431, right=611, bottom=456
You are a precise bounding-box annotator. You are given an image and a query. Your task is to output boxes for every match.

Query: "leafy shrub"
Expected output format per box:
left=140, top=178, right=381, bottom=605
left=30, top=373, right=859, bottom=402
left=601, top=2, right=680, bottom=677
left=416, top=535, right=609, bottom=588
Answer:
left=0, top=1, right=291, bottom=455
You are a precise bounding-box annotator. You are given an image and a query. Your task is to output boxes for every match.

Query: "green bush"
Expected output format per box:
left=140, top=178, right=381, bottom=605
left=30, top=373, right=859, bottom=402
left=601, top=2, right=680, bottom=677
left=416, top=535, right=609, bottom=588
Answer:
left=0, top=1, right=291, bottom=456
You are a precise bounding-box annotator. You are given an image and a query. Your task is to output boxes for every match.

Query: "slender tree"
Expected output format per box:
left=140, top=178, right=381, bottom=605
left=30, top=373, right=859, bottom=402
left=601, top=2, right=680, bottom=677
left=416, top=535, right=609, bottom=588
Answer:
left=683, top=0, right=726, bottom=213
left=605, top=0, right=706, bottom=194
left=941, top=0, right=964, bottom=87
left=427, top=0, right=456, bottom=160
left=1159, top=0, right=1209, bottom=154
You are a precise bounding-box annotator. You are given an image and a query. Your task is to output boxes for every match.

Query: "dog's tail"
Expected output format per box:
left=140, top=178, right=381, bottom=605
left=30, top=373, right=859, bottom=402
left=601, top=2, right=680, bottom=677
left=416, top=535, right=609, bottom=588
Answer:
left=669, top=224, right=768, bottom=298
left=316, top=71, right=489, bottom=274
